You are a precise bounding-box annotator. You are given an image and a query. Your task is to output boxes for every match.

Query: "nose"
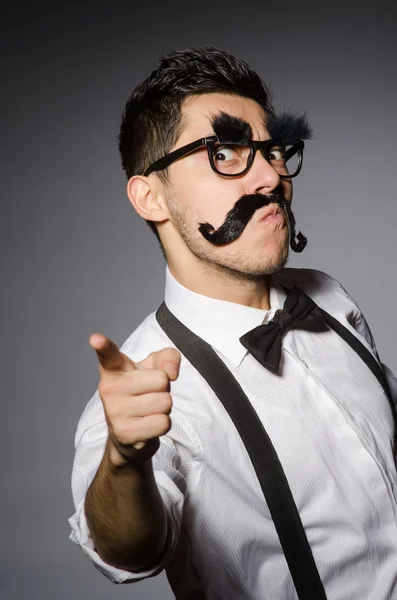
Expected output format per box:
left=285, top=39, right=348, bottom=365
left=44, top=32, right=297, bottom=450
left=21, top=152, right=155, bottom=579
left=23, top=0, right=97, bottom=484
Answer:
left=246, top=148, right=281, bottom=195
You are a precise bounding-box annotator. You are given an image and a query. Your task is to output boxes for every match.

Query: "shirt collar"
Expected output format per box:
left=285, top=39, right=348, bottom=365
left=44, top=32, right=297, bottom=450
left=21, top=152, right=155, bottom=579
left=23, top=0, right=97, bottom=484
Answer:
left=163, top=266, right=288, bottom=367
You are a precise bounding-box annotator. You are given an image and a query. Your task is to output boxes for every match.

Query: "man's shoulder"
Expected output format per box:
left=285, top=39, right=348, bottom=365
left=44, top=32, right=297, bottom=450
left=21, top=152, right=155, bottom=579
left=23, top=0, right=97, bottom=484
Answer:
left=119, top=309, right=176, bottom=363
left=273, top=267, right=354, bottom=308
left=274, top=267, right=341, bottom=292
left=274, top=268, right=379, bottom=356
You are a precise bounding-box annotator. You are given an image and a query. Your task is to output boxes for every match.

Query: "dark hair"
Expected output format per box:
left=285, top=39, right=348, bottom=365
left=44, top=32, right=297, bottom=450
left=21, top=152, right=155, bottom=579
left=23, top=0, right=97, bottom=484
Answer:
left=118, top=47, right=275, bottom=248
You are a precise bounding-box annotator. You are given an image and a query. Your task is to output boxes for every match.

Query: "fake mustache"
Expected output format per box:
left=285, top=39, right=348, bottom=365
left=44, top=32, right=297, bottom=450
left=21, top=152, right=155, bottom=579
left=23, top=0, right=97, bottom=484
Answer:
left=198, top=190, right=307, bottom=253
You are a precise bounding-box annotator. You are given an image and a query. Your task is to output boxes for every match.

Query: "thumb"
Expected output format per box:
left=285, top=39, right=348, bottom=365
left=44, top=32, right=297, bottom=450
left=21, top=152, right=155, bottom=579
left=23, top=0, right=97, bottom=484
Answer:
left=140, top=347, right=182, bottom=381
left=89, top=333, right=136, bottom=374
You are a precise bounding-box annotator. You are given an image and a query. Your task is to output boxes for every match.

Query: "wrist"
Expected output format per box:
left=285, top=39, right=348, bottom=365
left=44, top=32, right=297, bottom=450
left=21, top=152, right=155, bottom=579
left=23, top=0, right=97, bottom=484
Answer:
left=104, top=437, right=155, bottom=475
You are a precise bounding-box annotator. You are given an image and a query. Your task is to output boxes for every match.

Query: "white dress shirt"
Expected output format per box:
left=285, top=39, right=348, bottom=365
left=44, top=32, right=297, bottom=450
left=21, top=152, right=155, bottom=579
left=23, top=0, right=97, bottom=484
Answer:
left=69, top=266, right=397, bottom=599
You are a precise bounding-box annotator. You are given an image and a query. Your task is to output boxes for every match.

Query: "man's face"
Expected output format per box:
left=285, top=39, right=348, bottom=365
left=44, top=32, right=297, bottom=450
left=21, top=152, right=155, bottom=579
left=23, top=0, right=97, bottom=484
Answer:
left=161, top=93, right=294, bottom=278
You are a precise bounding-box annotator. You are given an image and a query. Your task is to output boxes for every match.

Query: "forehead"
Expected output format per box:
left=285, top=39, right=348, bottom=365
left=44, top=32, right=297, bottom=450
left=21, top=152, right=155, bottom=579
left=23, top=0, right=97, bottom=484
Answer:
left=177, top=93, right=268, bottom=144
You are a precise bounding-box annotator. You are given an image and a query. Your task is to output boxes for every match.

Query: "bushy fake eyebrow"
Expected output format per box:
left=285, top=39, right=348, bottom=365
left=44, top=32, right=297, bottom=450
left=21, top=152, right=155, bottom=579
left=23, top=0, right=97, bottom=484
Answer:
left=210, top=112, right=253, bottom=144
left=265, top=111, right=313, bottom=146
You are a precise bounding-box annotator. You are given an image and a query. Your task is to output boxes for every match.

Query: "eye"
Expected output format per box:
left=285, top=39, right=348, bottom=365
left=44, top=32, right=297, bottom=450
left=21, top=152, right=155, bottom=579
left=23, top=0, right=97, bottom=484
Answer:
left=214, top=146, right=239, bottom=162
left=268, top=147, right=286, bottom=161
left=212, top=144, right=249, bottom=174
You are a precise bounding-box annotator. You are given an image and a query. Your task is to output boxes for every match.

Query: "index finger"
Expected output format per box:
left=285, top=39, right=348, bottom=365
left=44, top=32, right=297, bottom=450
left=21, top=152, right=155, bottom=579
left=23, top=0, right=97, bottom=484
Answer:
left=89, top=333, right=136, bottom=373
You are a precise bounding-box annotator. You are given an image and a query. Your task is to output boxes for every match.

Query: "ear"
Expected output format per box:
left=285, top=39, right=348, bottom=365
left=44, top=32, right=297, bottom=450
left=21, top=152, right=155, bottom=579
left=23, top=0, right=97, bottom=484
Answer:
left=126, top=175, right=169, bottom=223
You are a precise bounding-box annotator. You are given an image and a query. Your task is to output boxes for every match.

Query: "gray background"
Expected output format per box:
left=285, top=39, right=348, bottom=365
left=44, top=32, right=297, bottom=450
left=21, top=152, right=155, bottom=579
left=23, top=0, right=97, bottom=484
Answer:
left=2, top=1, right=397, bottom=598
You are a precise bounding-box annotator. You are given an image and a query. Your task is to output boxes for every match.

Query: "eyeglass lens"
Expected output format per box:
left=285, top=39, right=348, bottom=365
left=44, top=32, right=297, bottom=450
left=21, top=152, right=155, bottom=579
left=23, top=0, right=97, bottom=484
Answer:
left=212, top=143, right=300, bottom=177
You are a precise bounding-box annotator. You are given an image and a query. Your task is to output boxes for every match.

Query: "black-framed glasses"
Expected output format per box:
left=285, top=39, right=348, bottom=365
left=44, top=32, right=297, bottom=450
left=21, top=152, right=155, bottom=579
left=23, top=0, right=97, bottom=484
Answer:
left=143, top=136, right=304, bottom=178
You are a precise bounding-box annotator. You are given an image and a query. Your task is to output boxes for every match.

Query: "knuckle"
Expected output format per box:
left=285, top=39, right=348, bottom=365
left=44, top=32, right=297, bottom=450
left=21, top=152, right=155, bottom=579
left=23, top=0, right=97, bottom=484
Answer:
left=160, top=392, right=173, bottom=414
left=157, top=370, right=170, bottom=390
left=98, top=379, right=114, bottom=399
left=104, top=401, right=123, bottom=422
left=99, top=377, right=126, bottom=400
left=113, top=421, right=135, bottom=446
left=157, top=413, right=172, bottom=435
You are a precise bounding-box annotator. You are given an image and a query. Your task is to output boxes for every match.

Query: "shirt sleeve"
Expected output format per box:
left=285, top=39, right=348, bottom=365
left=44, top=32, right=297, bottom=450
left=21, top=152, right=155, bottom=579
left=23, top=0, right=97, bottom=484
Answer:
left=382, top=363, right=397, bottom=415
left=68, top=390, right=186, bottom=584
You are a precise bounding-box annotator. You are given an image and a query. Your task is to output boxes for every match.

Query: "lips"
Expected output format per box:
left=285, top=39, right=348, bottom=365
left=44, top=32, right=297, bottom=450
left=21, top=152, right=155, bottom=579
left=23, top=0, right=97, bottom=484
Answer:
left=257, top=203, right=284, bottom=223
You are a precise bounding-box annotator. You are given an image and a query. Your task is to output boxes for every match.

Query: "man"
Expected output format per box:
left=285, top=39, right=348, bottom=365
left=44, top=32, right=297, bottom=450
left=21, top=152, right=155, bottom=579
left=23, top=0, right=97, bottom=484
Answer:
left=69, top=47, right=397, bottom=599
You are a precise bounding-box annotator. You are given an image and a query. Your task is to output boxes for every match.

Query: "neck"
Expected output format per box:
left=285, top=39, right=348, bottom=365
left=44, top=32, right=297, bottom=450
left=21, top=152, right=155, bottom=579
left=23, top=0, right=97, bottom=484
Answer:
left=167, top=256, right=272, bottom=310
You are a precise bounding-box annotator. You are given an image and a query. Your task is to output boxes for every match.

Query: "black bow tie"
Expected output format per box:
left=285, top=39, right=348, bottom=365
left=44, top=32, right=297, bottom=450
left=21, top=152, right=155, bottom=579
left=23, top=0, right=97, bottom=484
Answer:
left=239, top=287, right=328, bottom=373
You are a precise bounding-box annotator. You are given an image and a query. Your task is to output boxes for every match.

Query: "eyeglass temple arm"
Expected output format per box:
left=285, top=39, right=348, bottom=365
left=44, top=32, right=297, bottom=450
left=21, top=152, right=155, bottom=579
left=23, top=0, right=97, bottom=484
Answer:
left=144, top=137, right=215, bottom=176
left=285, top=140, right=305, bottom=160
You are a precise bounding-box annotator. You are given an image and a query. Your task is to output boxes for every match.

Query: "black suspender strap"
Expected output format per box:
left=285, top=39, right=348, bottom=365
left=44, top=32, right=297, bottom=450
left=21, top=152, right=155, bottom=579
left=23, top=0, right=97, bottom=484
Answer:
left=319, top=308, right=397, bottom=428
left=156, top=301, right=328, bottom=600
left=156, top=292, right=396, bottom=600
left=280, top=285, right=396, bottom=433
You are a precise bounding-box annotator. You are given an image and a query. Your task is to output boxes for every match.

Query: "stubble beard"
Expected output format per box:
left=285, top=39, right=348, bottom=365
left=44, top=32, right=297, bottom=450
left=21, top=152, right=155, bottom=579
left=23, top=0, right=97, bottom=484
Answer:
left=166, top=193, right=290, bottom=284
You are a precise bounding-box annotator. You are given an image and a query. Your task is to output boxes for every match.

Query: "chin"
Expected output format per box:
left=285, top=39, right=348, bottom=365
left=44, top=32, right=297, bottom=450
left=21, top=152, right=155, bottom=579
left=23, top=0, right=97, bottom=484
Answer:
left=263, top=251, right=289, bottom=275
left=231, top=251, right=289, bottom=281
left=262, top=255, right=289, bottom=275
left=251, top=239, right=289, bottom=273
